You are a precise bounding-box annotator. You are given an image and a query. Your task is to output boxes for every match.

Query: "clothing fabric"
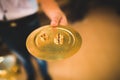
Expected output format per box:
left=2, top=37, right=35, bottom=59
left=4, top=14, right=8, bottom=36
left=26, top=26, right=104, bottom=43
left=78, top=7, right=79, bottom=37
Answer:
left=0, top=0, right=51, bottom=80
left=0, top=13, right=51, bottom=80
left=0, top=0, right=38, bottom=20
left=0, top=13, right=39, bottom=80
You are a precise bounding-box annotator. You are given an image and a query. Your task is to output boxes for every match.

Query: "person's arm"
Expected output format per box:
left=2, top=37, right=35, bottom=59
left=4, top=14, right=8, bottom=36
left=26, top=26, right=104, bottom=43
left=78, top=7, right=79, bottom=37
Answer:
left=39, top=0, right=68, bottom=26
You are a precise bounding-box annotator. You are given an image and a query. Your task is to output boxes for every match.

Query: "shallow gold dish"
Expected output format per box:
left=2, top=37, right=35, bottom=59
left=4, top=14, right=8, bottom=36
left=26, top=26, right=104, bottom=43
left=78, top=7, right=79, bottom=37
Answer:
left=26, top=25, right=82, bottom=61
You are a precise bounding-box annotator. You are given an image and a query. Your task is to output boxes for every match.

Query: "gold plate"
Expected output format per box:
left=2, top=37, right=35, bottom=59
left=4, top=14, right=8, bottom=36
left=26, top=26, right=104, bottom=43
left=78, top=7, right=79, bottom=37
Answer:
left=26, top=25, right=82, bottom=61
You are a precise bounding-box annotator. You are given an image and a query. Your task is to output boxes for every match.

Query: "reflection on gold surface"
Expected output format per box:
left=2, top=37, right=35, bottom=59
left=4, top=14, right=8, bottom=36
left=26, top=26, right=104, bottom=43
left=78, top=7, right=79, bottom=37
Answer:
left=47, top=8, right=120, bottom=80
left=26, top=25, right=82, bottom=61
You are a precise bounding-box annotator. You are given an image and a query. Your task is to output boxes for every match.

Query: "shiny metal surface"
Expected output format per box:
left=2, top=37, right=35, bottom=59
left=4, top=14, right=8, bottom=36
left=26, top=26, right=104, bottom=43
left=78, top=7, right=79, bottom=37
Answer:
left=26, top=25, right=82, bottom=61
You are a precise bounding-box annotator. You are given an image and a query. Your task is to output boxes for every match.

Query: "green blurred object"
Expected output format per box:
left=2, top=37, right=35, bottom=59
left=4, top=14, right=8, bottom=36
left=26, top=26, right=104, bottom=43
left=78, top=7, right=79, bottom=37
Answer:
left=26, top=25, right=82, bottom=61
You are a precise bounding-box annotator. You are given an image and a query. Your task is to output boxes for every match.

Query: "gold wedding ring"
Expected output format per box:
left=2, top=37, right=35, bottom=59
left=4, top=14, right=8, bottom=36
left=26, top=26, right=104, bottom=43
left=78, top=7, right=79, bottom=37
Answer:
left=26, top=25, right=82, bottom=61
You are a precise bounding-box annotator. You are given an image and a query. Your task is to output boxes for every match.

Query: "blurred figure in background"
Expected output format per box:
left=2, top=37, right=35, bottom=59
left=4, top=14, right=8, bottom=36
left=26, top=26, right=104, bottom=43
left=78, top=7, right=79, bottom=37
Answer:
left=0, top=0, right=68, bottom=80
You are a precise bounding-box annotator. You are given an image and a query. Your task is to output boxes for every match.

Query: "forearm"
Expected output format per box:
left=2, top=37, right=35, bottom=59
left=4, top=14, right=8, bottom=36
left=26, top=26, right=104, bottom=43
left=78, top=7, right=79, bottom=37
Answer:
left=39, top=0, right=68, bottom=26
left=40, top=0, right=62, bottom=15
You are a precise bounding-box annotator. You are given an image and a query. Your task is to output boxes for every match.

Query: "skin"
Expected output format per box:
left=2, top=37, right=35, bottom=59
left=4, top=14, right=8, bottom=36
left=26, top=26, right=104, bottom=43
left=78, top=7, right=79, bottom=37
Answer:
left=39, top=0, right=68, bottom=27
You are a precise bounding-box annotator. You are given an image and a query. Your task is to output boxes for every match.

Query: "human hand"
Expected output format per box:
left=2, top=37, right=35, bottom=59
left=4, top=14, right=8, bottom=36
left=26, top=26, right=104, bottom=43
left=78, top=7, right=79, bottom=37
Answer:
left=40, top=0, right=68, bottom=27
left=49, top=11, right=68, bottom=27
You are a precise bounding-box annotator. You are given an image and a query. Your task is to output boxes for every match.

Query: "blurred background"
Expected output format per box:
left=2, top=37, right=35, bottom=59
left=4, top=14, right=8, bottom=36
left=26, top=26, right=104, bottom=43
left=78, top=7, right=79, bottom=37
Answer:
left=0, top=0, right=120, bottom=80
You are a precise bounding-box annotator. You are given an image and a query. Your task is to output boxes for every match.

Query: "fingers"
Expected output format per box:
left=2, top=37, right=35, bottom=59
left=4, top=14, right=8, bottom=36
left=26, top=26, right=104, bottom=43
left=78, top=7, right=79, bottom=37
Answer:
left=50, top=14, right=68, bottom=27
left=50, top=15, right=61, bottom=27
left=59, top=16, right=68, bottom=26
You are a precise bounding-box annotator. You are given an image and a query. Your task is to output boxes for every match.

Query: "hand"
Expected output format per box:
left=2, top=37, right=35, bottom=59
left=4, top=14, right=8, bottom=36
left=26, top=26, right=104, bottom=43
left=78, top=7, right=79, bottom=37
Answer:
left=49, top=11, right=68, bottom=27
left=40, top=0, right=68, bottom=27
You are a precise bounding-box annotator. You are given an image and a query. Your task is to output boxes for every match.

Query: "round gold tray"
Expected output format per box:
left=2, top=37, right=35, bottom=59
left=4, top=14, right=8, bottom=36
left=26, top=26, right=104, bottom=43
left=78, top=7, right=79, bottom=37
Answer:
left=26, top=25, right=82, bottom=61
